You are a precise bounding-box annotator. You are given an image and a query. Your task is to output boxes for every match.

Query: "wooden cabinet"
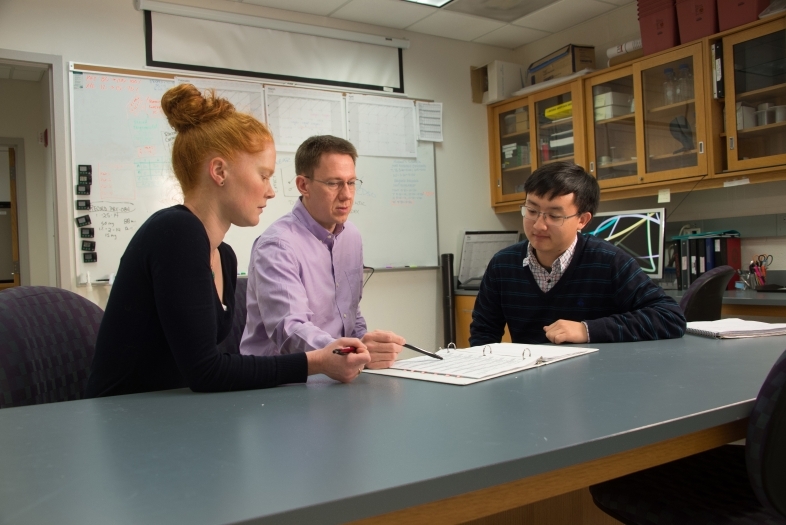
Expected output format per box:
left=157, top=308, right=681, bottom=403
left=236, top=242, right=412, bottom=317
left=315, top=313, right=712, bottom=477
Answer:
left=489, top=97, right=534, bottom=206
left=488, top=81, right=585, bottom=212
left=635, top=43, right=709, bottom=183
left=455, top=295, right=511, bottom=348
left=486, top=16, right=786, bottom=207
left=584, top=66, right=640, bottom=189
left=723, top=18, right=786, bottom=171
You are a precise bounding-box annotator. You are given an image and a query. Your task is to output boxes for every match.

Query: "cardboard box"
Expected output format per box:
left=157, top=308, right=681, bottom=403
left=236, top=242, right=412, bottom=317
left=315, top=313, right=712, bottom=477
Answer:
left=594, top=105, right=632, bottom=120
left=471, top=60, right=525, bottom=104
left=527, top=45, right=595, bottom=86
left=593, top=92, right=632, bottom=108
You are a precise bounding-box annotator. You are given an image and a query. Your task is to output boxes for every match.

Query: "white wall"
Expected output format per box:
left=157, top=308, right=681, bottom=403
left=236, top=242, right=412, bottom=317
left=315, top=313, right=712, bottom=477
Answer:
left=516, top=2, right=640, bottom=73
left=0, top=0, right=524, bottom=349
left=0, top=78, right=53, bottom=286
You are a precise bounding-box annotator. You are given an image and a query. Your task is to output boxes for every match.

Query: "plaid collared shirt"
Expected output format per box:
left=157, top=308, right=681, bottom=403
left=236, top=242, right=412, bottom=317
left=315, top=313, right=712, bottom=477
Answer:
left=522, top=235, right=578, bottom=293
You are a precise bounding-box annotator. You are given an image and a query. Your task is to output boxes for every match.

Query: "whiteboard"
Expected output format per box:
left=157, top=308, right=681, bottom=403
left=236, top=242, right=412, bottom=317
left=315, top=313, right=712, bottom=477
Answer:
left=70, top=70, right=438, bottom=280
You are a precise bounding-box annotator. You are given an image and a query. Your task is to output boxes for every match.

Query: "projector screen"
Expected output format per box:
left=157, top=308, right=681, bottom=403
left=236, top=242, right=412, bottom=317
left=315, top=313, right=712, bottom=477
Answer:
left=145, top=11, right=404, bottom=92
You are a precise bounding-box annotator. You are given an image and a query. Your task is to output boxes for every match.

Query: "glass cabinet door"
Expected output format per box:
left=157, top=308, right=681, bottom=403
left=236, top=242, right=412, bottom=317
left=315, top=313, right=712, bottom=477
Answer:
left=535, top=91, right=575, bottom=167
left=725, top=19, right=786, bottom=170
left=497, top=106, right=532, bottom=198
left=636, top=44, right=707, bottom=181
left=586, top=71, right=639, bottom=188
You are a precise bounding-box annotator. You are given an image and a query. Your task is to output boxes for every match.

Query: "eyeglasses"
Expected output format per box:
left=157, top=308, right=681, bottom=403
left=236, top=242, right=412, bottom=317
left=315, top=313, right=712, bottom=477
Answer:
left=521, top=205, right=579, bottom=227
left=309, top=178, right=363, bottom=193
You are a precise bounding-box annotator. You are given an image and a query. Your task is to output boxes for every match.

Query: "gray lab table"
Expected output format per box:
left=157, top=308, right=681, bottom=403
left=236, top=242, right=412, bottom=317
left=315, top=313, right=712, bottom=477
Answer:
left=1, top=335, right=784, bottom=525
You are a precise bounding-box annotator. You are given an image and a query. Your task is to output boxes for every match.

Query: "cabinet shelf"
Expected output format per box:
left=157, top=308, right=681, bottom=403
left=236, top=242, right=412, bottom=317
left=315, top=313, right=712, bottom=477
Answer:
left=648, top=149, right=697, bottom=161
left=736, top=83, right=786, bottom=101
left=501, top=130, right=530, bottom=139
left=648, top=99, right=695, bottom=114
left=539, top=118, right=573, bottom=130
left=595, top=113, right=635, bottom=125
left=736, top=120, right=786, bottom=137
left=542, top=155, right=574, bottom=165
left=503, top=164, right=532, bottom=172
left=597, top=159, right=637, bottom=169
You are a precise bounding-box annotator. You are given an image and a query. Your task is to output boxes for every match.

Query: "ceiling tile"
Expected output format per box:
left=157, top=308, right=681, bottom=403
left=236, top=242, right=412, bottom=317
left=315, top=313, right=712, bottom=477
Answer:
left=406, top=10, right=505, bottom=41
left=11, top=68, right=44, bottom=82
left=446, top=0, right=560, bottom=23
left=239, top=0, right=349, bottom=17
left=331, top=0, right=435, bottom=29
left=473, top=24, right=551, bottom=49
left=0, top=66, right=11, bottom=80
left=512, top=0, right=615, bottom=33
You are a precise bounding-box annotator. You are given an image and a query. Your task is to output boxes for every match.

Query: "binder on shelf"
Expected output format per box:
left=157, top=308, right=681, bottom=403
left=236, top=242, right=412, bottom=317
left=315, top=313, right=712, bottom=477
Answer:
left=725, top=237, right=741, bottom=289
left=705, top=237, right=715, bottom=271
left=696, top=238, right=706, bottom=277
left=680, top=238, right=691, bottom=291
left=689, top=238, right=699, bottom=281
left=672, top=231, right=740, bottom=290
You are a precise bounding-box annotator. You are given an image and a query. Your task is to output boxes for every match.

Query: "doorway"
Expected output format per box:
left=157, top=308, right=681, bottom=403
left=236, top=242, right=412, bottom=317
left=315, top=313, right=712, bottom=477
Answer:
left=0, top=146, right=20, bottom=288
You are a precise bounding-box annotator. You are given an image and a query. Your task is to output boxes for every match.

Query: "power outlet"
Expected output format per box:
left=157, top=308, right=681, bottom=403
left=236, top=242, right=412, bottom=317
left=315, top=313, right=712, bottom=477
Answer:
left=686, top=227, right=701, bottom=235
left=777, top=214, right=786, bottom=237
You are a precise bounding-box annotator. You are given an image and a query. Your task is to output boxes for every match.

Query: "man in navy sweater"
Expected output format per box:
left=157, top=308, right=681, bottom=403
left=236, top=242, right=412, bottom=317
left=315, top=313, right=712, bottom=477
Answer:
left=470, top=163, right=686, bottom=346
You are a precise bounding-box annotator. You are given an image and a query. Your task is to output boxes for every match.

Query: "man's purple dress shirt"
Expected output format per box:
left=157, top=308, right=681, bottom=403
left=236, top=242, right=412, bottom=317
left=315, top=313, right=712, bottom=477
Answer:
left=239, top=199, right=367, bottom=356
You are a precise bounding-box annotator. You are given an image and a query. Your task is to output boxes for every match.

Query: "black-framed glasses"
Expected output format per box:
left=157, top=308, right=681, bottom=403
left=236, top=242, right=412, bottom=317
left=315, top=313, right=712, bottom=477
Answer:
left=310, top=178, right=363, bottom=193
left=521, top=205, right=579, bottom=227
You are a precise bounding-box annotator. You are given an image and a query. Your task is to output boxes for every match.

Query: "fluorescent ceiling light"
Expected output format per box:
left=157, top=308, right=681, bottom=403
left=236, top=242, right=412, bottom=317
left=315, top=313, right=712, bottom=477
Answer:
left=134, top=0, right=410, bottom=49
left=402, top=0, right=454, bottom=6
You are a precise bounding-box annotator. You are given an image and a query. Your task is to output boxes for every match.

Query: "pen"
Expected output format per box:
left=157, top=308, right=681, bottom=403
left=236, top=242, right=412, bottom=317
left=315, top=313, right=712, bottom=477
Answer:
left=332, top=346, right=357, bottom=355
left=403, top=343, right=443, bottom=360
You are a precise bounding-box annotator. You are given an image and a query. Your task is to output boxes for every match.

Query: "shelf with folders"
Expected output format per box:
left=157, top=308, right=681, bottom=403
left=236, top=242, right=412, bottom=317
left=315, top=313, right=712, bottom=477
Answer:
left=536, top=95, right=575, bottom=166
left=496, top=105, right=533, bottom=199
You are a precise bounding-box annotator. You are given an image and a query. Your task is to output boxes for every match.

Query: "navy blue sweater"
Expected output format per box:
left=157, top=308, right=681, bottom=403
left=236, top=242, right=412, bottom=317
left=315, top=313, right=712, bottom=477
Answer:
left=470, top=234, right=686, bottom=345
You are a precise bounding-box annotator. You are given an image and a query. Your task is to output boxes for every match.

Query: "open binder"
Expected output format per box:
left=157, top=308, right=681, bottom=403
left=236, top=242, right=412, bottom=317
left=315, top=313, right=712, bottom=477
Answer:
left=363, top=343, right=598, bottom=385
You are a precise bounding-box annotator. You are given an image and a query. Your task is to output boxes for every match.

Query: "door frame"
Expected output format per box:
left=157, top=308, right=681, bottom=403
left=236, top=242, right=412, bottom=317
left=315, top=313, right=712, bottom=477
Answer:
left=0, top=48, right=69, bottom=289
left=0, top=147, right=21, bottom=289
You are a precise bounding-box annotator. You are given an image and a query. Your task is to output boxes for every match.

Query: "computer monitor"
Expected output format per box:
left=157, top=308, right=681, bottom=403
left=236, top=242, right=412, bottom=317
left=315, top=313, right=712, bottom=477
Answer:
left=584, top=208, right=666, bottom=279
left=457, top=231, right=520, bottom=289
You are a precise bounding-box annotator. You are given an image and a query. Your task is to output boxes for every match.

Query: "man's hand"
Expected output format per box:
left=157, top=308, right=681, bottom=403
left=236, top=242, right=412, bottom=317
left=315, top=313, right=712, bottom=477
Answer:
left=543, top=320, right=588, bottom=344
left=307, top=338, right=370, bottom=383
left=361, top=330, right=405, bottom=369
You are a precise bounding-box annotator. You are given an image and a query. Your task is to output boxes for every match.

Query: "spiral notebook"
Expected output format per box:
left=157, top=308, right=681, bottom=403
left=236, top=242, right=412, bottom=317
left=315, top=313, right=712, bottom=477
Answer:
left=686, top=318, right=786, bottom=339
left=363, top=343, right=598, bottom=385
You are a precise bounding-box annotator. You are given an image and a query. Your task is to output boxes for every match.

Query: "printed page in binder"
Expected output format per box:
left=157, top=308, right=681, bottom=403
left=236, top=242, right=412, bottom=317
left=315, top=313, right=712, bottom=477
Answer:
left=363, top=343, right=598, bottom=385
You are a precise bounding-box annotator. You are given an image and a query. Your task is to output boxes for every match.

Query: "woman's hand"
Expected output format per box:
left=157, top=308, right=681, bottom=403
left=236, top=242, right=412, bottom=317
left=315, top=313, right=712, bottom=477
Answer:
left=306, top=338, right=371, bottom=383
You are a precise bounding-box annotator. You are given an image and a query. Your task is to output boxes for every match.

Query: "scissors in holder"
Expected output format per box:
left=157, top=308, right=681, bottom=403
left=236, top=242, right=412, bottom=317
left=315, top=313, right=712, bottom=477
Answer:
left=757, top=254, right=773, bottom=279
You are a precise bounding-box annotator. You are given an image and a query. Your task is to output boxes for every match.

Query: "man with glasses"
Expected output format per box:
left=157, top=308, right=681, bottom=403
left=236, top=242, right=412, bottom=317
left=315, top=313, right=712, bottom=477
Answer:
left=240, top=135, right=405, bottom=368
left=470, top=162, right=685, bottom=346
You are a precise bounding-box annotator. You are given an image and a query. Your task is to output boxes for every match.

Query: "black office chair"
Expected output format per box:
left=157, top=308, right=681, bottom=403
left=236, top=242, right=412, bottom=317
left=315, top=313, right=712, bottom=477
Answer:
left=679, top=265, right=735, bottom=322
left=217, top=276, right=248, bottom=355
left=589, top=347, right=786, bottom=524
left=0, top=286, right=103, bottom=408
